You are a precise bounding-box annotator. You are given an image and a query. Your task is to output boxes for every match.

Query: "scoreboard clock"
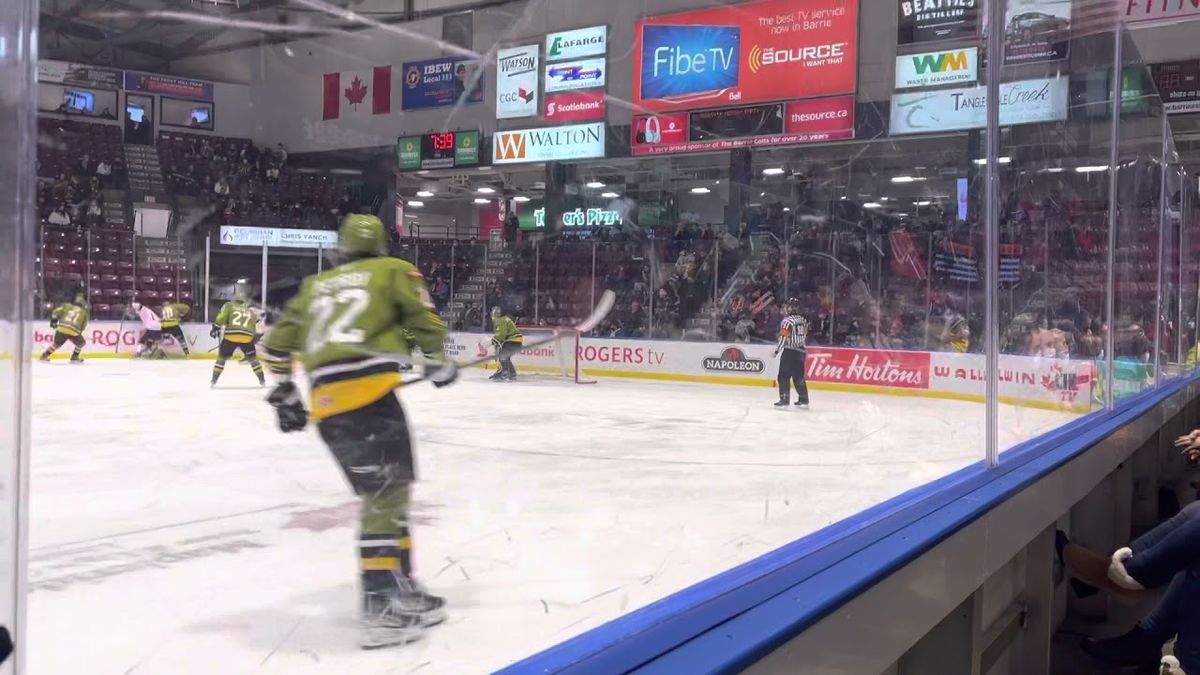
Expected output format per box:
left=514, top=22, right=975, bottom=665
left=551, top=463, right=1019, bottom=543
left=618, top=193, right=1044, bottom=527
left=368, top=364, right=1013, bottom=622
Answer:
left=397, top=130, right=481, bottom=170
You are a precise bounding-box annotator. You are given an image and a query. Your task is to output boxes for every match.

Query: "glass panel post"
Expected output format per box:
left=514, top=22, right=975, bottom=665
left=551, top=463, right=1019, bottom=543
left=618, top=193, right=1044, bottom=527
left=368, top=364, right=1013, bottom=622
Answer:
left=1154, top=114, right=1169, bottom=385
left=983, top=0, right=1004, bottom=468
left=86, top=231, right=92, bottom=303
left=260, top=241, right=268, bottom=311
left=590, top=241, right=597, bottom=311
left=204, top=234, right=211, bottom=324
left=317, top=243, right=323, bottom=274
left=534, top=241, right=541, bottom=325
left=1104, top=28, right=1123, bottom=410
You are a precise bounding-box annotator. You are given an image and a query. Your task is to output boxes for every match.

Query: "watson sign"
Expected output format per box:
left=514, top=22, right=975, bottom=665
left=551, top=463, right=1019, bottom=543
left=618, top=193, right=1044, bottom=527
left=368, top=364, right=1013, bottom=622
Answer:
left=895, top=47, right=977, bottom=89
left=496, top=44, right=540, bottom=119
left=889, top=77, right=1068, bottom=135
left=633, top=0, right=858, bottom=112
left=492, top=122, right=606, bottom=164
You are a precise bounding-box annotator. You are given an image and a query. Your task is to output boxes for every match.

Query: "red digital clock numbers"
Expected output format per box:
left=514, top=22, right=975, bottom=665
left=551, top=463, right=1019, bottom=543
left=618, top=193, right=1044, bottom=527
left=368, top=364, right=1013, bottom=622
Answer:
left=428, top=132, right=455, bottom=151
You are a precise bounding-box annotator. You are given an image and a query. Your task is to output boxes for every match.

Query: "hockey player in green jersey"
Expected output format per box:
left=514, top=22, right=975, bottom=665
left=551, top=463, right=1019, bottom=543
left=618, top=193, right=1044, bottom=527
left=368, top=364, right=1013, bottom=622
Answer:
left=210, top=285, right=265, bottom=386
left=40, top=292, right=89, bottom=363
left=490, top=306, right=523, bottom=381
left=160, top=301, right=191, bottom=357
left=261, top=214, right=457, bottom=649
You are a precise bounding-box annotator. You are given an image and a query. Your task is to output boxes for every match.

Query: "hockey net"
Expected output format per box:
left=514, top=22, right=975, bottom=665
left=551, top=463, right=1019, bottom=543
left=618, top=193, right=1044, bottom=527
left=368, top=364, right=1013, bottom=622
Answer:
left=516, top=325, right=597, bottom=384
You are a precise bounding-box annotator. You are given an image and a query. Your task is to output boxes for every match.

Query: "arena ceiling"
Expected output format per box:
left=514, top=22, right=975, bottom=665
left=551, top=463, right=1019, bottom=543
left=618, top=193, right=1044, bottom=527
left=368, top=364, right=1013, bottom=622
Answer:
left=38, top=0, right=515, bottom=70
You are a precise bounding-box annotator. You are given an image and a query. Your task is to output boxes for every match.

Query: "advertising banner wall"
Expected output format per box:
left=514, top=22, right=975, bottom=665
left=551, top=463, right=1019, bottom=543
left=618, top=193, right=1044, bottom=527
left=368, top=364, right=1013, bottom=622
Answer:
left=544, top=57, right=607, bottom=93
left=496, top=45, right=540, bottom=119
left=492, top=122, right=605, bottom=164
left=992, top=0, right=1072, bottom=65
left=894, top=47, right=978, bottom=89
left=633, top=0, right=858, bottom=113
left=446, top=333, right=1096, bottom=411
left=898, top=0, right=979, bottom=44
left=38, top=60, right=123, bottom=90
left=124, top=72, right=214, bottom=101
left=545, top=25, right=608, bottom=62
left=400, top=56, right=483, bottom=110
left=889, top=77, right=1068, bottom=135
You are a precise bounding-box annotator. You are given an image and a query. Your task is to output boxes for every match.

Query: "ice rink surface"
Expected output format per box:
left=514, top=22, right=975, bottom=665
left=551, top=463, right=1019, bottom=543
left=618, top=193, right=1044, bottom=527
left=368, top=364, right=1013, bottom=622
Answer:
left=28, top=360, right=1080, bottom=674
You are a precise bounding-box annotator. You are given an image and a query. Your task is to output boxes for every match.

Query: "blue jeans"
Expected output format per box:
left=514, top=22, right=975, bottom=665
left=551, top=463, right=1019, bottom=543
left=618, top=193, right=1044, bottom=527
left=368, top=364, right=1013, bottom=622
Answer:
left=1133, top=502, right=1200, bottom=673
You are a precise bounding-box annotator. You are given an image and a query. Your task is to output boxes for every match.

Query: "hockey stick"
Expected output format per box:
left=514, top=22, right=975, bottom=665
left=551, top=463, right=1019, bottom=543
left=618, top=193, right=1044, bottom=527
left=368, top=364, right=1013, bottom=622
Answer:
left=397, top=289, right=616, bottom=388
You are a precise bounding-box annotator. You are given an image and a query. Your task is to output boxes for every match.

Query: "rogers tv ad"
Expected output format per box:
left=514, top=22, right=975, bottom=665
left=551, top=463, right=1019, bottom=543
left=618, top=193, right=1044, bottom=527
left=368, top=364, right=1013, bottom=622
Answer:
left=633, top=0, right=858, bottom=113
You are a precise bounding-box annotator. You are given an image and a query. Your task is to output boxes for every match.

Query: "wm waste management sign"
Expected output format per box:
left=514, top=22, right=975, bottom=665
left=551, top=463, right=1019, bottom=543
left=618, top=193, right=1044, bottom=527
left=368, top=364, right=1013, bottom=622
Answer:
left=492, top=122, right=606, bottom=164
left=220, top=226, right=338, bottom=249
left=895, top=47, right=978, bottom=89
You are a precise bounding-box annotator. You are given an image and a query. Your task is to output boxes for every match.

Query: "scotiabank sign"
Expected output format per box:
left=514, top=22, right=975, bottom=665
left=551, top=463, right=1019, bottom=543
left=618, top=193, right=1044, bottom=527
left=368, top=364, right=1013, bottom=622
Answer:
left=544, top=91, right=606, bottom=122
left=633, top=0, right=858, bottom=112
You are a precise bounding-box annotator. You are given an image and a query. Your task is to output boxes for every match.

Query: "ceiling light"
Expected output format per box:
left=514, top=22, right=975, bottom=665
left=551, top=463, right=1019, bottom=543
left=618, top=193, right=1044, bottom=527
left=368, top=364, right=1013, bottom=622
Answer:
left=839, top=196, right=847, bottom=200
left=513, top=195, right=531, bottom=203
left=1075, top=165, right=1109, bottom=173
left=762, top=167, right=785, bottom=176
left=1041, top=167, right=1066, bottom=174
left=417, top=170, right=429, bottom=175
left=714, top=180, right=721, bottom=184
left=473, top=197, right=491, bottom=204
left=863, top=202, right=882, bottom=208
left=477, top=186, right=496, bottom=194
left=477, top=166, right=489, bottom=171
left=586, top=181, right=606, bottom=188
left=782, top=207, right=791, bottom=212
left=914, top=200, right=932, bottom=206
left=416, top=190, right=434, bottom=198
left=760, top=192, right=766, bottom=196
left=600, top=191, right=619, bottom=198
left=972, top=157, right=1012, bottom=165
left=407, top=200, right=424, bottom=207
left=690, top=187, right=711, bottom=194
left=880, top=197, right=890, bottom=201
left=897, top=212, right=910, bottom=217
left=890, top=176, right=926, bottom=184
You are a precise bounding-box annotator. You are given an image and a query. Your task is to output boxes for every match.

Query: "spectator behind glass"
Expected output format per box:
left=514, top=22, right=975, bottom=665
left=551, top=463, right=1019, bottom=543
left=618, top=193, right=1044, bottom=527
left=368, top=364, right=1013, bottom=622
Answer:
left=48, top=203, right=71, bottom=226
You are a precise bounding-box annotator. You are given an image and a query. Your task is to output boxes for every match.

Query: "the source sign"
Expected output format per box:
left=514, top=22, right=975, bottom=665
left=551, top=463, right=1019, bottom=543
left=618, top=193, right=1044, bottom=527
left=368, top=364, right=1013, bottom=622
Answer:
left=219, top=226, right=337, bottom=250
left=544, top=57, right=606, bottom=93
left=546, top=25, right=608, bottom=62
left=889, top=77, right=1068, bottom=135
left=492, top=122, right=606, bottom=164
left=633, top=0, right=858, bottom=113
left=544, top=90, right=606, bottom=121
left=895, top=47, right=978, bottom=89
left=496, top=44, right=540, bottom=119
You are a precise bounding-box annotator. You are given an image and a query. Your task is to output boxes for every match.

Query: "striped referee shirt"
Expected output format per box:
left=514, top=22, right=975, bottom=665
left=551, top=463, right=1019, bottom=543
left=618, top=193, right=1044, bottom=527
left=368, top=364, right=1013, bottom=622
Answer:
left=776, top=314, right=809, bottom=353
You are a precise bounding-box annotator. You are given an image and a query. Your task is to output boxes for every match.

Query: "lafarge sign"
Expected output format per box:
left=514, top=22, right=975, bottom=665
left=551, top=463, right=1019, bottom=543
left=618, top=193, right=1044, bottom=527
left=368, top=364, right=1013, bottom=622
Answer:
left=546, top=25, right=608, bottom=62
left=890, top=77, right=1067, bottom=134
left=492, top=122, right=606, bottom=164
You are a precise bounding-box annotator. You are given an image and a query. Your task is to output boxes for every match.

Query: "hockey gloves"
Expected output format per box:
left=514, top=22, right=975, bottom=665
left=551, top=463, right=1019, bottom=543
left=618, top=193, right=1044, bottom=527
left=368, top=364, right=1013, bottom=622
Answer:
left=425, top=361, right=459, bottom=389
left=267, top=381, right=308, bottom=432
left=49, top=317, right=58, bottom=329
left=209, top=324, right=221, bottom=339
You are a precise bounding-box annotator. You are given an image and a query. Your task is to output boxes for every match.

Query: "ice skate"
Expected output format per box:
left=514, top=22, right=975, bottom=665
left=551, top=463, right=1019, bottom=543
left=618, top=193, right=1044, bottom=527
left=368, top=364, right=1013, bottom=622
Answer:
left=774, top=397, right=789, bottom=408
left=795, top=401, right=809, bottom=408
left=38, top=353, right=50, bottom=362
left=489, top=370, right=504, bottom=381
left=69, top=356, right=84, bottom=364
left=359, top=589, right=446, bottom=650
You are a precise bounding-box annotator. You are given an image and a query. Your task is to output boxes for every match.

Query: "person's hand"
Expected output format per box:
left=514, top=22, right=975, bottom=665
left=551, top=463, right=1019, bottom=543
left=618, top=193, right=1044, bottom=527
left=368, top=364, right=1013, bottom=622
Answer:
left=266, top=381, right=308, bottom=432
left=1187, top=447, right=1200, bottom=463
left=210, top=325, right=221, bottom=339
left=1173, top=429, right=1200, bottom=447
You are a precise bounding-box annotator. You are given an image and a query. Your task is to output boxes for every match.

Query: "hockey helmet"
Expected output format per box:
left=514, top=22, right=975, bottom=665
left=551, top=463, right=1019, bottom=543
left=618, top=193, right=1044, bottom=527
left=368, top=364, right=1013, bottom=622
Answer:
left=234, top=278, right=251, bottom=301
left=340, top=214, right=388, bottom=258
left=784, top=297, right=801, bottom=313
left=490, top=306, right=502, bottom=320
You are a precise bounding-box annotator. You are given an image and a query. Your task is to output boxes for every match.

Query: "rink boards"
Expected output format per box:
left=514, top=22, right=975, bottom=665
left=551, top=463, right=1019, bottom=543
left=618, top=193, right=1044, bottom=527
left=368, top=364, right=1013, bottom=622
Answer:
left=31, top=321, right=1099, bottom=412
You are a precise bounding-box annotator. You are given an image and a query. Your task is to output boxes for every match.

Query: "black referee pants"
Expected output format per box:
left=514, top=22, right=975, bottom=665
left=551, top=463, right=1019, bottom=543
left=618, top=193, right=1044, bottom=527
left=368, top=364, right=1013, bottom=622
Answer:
left=777, top=348, right=809, bottom=403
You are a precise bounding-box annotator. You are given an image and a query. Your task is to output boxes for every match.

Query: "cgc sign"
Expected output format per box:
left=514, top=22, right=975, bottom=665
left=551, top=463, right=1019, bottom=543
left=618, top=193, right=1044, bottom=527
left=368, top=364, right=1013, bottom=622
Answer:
left=496, top=44, right=540, bottom=119
left=895, top=47, right=977, bottom=89
left=546, top=25, right=608, bottom=62
left=633, top=0, right=858, bottom=113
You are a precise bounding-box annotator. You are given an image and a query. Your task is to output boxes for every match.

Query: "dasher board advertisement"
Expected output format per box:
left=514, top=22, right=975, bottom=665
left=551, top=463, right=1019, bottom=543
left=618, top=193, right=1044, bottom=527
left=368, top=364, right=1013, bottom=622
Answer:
left=496, top=44, right=540, bottom=119
left=889, top=77, right=1068, bottom=135
left=898, top=0, right=979, bottom=45
left=492, top=122, right=606, bottom=164
left=894, top=47, right=978, bottom=89
left=633, top=0, right=858, bottom=113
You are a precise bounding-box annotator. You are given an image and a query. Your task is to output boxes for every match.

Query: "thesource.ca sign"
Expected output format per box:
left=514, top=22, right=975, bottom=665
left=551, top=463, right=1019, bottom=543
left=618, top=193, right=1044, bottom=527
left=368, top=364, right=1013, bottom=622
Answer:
left=492, top=122, right=606, bottom=164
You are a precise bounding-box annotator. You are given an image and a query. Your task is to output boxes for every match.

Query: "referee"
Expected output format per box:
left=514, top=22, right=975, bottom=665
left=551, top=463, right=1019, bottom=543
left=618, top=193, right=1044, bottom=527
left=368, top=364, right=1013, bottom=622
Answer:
left=774, top=298, right=811, bottom=408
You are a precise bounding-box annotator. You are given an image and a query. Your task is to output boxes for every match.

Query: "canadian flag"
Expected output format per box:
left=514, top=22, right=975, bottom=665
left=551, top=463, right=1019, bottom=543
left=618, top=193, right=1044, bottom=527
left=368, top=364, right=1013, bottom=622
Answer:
left=322, top=66, right=391, bottom=121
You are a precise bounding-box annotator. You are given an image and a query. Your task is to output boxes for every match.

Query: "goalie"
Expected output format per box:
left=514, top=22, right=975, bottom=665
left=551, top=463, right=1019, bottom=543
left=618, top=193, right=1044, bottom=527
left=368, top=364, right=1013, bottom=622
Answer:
left=489, top=306, right=523, bottom=381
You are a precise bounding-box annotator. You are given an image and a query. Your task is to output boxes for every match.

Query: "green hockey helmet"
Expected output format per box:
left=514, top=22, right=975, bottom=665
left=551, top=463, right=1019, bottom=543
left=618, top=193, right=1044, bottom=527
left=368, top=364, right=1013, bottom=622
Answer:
left=339, top=214, right=388, bottom=258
